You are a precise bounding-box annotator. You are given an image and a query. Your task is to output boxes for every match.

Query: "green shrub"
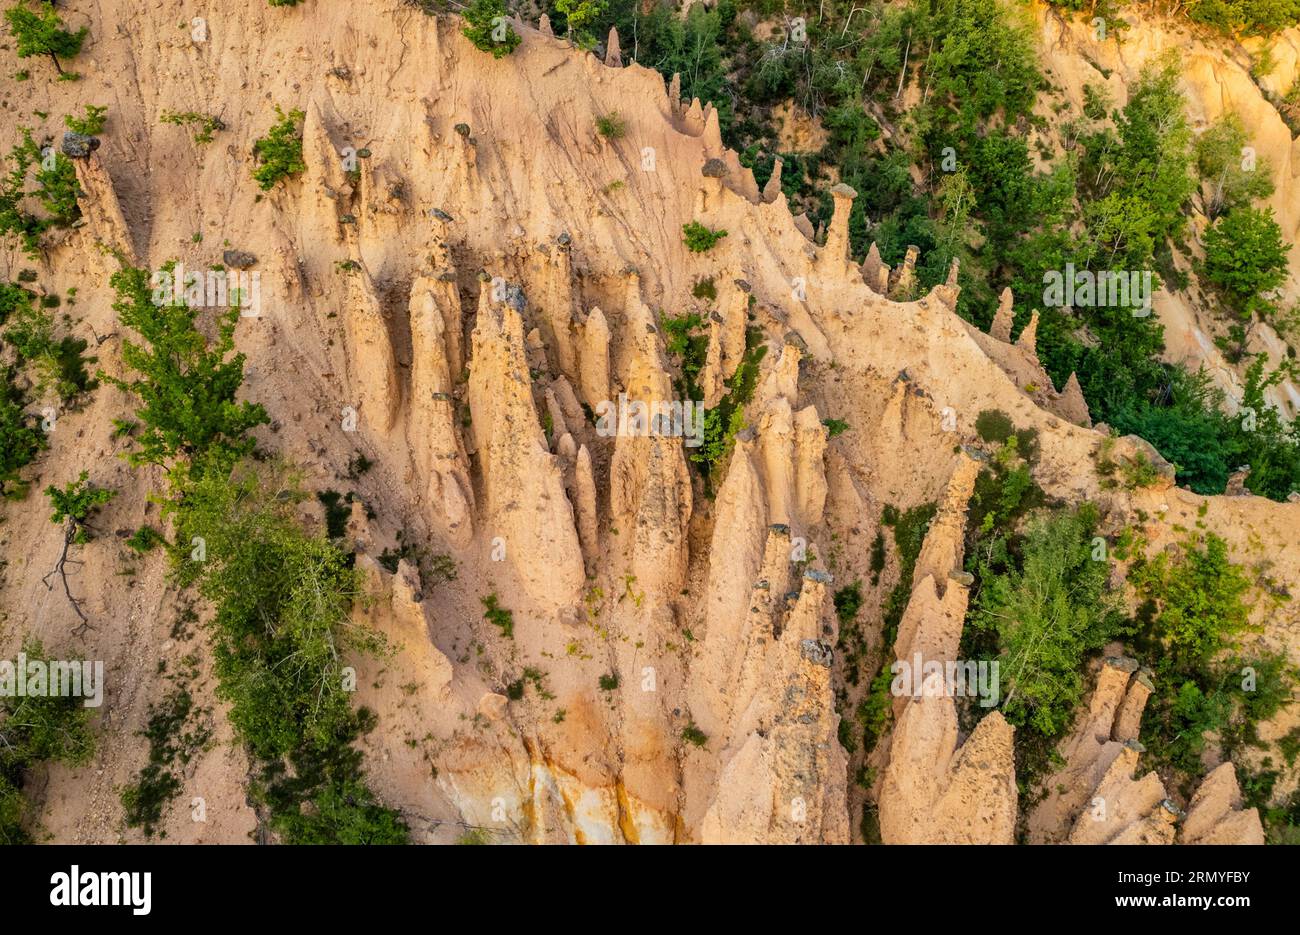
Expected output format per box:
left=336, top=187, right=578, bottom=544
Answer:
left=0, top=130, right=82, bottom=256
left=682, top=221, right=728, bottom=253
left=690, top=277, right=716, bottom=301
left=251, top=106, right=306, bottom=190
left=0, top=365, right=45, bottom=497
left=3, top=299, right=97, bottom=401
left=598, top=673, right=619, bottom=691
left=126, top=525, right=165, bottom=553
left=975, top=409, right=1015, bottom=444
left=660, top=311, right=707, bottom=399
left=169, top=459, right=407, bottom=844
left=63, top=104, right=106, bottom=136
left=462, top=0, right=521, bottom=58
left=822, top=418, right=850, bottom=437
left=481, top=593, right=515, bottom=638
left=833, top=582, right=863, bottom=627
left=1195, top=115, right=1274, bottom=219
left=160, top=110, right=224, bottom=144
left=690, top=328, right=766, bottom=478
left=1202, top=206, right=1290, bottom=330
left=556, top=0, right=607, bottom=47
left=681, top=722, right=708, bottom=747
left=595, top=112, right=626, bottom=139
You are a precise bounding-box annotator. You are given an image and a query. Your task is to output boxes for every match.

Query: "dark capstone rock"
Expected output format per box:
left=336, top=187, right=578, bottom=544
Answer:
left=430, top=207, right=454, bottom=223
left=504, top=282, right=527, bottom=313
left=222, top=250, right=258, bottom=269
left=734, top=278, right=751, bottom=293
left=454, top=123, right=471, bottom=138
left=701, top=157, right=728, bottom=178
left=803, top=568, right=833, bottom=584
left=557, top=231, right=572, bottom=247
left=799, top=639, right=834, bottom=668
left=61, top=132, right=99, bottom=158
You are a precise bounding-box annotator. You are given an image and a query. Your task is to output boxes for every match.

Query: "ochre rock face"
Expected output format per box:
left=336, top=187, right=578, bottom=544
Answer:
left=3, top=5, right=1298, bottom=845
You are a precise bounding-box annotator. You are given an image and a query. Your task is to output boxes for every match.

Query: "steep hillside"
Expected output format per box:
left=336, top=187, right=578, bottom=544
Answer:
left=0, top=0, right=1297, bottom=844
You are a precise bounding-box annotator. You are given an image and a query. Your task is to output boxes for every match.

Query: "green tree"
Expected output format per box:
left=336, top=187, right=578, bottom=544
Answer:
left=170, top=458, right=407, bottom=843
left=462, top=0, right=520, bottom=58
left=1202, top=205, right=1290, bottom=324
left=101, top=261, right=268, bottom=480
left=971, top=504, right=1127, bottom=735
left=3, top=1, right=88, bottom=76
left=555, top=0, right=607, bottom=48
left=1195, top=115, right=1274, bottom=219
left=45, top=470, right=114, bottom=543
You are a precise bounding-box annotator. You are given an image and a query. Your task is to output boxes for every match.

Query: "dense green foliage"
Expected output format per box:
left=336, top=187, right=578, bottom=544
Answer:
left=1195, top=115, right=1275, bottom=220
left=108, top=259, right=406, bottom=844
left=970, top=504, right=1127, bottom=735
left=555, top=0, right=608, bottom=47
left=481, top=592, right=515, bottom=638
left=170, top=459, right=405, bottom=843
left=251, top=106, right=306, bottom=190
left=690, top=327, right=767, bottom=479
left=1184, top=0, right=1300, bottom=35
left=1130, top=532, right=1253, bottom=674
left=1, top=129, right=83, bottom=256
left=546, top=0, right=1299, bottom=500
left=462, top=0, right=521, bottom=57
left=682, top=220, right=728, bottom=252
left=855, top=501, right=937, bottom=752
left=0, top=638, right=95, bottom=843
left=1202, top=206, right=1290, bottom=342
left=957, top=411, right=1294, bottom=831
left=595, top=112, right=626, bottom=139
